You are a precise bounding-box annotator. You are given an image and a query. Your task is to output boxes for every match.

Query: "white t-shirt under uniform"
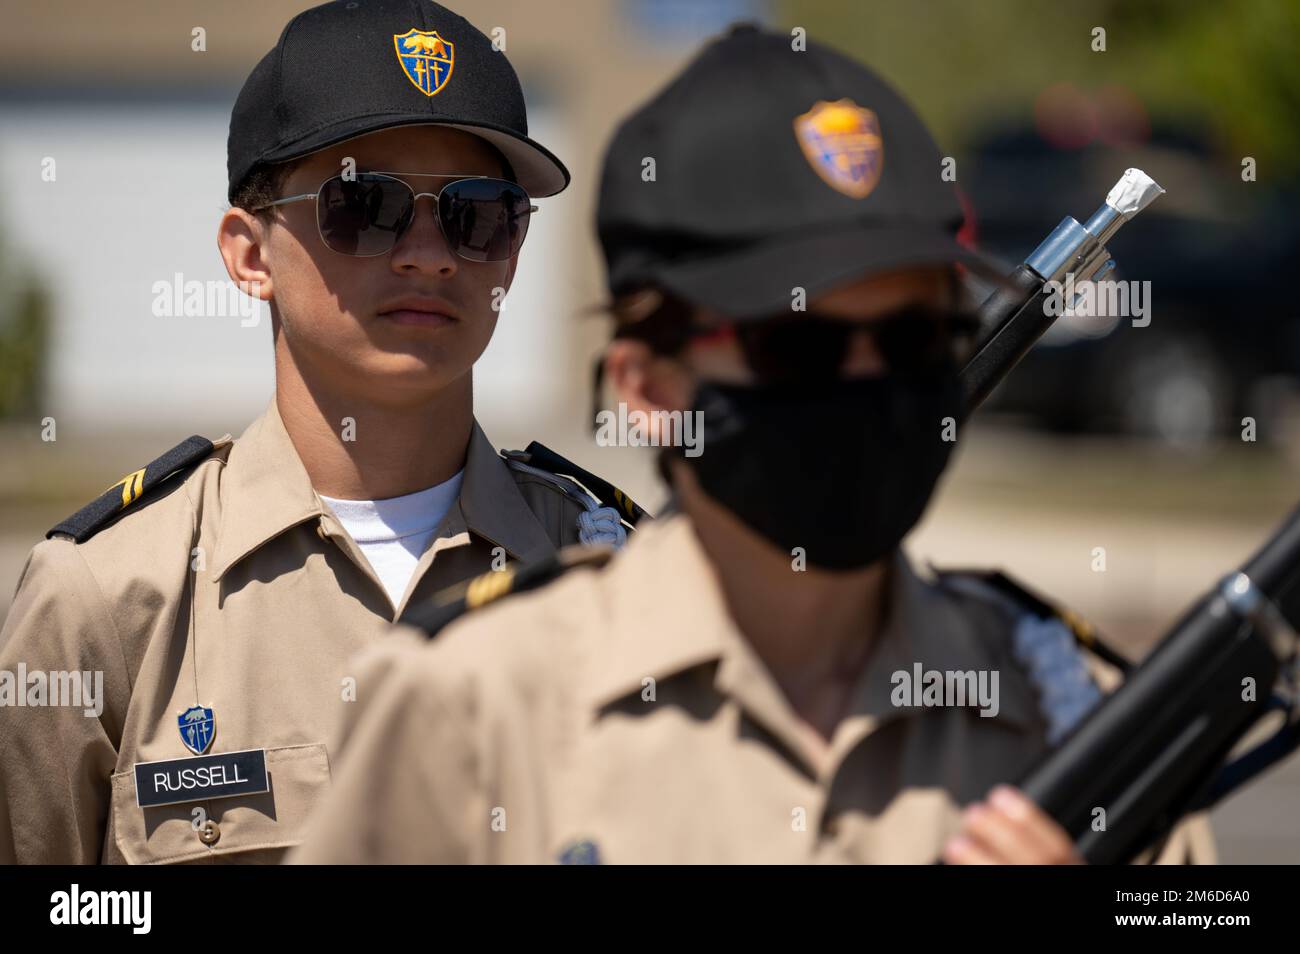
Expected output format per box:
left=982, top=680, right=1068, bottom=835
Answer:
left=318, top=471, right=464, bottom=611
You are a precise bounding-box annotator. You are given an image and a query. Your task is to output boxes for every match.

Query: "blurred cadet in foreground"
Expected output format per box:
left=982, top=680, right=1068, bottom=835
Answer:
left=292, top=24, right=1213, bottom=864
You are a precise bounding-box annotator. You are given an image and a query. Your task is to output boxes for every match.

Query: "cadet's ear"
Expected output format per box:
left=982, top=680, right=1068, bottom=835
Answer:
left=604, top=339, right=695, bottom=418
left=217, top=208, right=274, bottom=303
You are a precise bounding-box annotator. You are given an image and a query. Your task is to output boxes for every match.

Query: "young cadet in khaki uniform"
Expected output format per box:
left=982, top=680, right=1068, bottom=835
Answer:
left=292, top=25, right=1215, bottom=865
left=0, top=0, right=632, bottom=864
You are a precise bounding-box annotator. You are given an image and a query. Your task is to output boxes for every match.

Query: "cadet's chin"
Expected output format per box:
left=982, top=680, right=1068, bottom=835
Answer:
left=352, top=348, right=476, bottom=403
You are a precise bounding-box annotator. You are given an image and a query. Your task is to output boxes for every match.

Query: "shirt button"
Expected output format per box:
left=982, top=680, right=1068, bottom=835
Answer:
left=198, top=820, right=221, bottom=846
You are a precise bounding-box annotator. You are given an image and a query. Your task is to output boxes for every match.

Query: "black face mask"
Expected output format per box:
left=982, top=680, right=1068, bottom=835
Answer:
left=670, top=363, right=963, bottom=571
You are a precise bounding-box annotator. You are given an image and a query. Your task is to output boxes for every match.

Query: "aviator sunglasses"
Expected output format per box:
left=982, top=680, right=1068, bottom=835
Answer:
left=254, top=171, right=538, bottom=261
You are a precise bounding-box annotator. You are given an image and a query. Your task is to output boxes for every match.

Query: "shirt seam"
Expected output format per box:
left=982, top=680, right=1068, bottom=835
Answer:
left=64, top=540, right=134, bottom=700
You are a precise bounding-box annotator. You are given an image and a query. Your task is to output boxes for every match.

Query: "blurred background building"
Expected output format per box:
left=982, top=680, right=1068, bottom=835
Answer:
left=1, top=0, right=1298, bottom=860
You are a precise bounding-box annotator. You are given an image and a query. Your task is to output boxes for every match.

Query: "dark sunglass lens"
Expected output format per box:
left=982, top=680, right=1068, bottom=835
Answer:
left=438, top=179, right=532, bottom=262
left=738, top=318, right=850, bottom=382
left=318, top=175, right=412, bottom=255
left=874, top=308, right=966, bottom=372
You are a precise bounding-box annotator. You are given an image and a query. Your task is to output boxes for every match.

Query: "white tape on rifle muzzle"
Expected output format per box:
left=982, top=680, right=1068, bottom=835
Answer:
left=1105, top=168, right=1164, bottom=216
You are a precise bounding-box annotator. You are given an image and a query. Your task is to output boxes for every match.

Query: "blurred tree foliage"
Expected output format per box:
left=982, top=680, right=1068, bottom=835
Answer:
left=783, top=0, right=1300, bottom=178
left=0, top=251, right=49, bottom=420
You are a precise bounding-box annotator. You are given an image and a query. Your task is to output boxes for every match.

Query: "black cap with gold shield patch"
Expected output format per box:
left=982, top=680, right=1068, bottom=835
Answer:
left=227, top=0, right=569, bottom=203
left=596, top=22, right=999, bottom=320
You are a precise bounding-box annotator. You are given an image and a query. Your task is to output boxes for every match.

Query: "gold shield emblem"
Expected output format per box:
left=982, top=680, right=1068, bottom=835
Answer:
left=394, top=28, right=455, bottom=97
left=793, top=99, right=884, bottom=199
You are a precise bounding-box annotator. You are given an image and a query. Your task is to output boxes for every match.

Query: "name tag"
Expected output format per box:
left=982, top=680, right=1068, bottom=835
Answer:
left=134, top=749, right=269, bottom=808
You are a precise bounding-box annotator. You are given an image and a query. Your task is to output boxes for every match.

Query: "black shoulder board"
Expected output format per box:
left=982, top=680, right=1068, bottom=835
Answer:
left=934, top=566, right=1133, bottom=674
left=502, top=442, right=649, bottom=527
left=46, top=435, right=215, bottom=543
left=400, top=545, right=614, bottom=639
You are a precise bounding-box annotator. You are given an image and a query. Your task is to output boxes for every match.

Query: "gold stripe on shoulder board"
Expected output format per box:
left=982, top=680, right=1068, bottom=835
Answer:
left=103, top=468, right=146, bottom=509
left=465, top=566, right=516, bottom=609
left=1059, top=607, right=1096, bottom=645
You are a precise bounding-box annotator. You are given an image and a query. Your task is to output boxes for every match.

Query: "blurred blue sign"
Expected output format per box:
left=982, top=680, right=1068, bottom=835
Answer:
left=623, top=0, right=772, bottom=42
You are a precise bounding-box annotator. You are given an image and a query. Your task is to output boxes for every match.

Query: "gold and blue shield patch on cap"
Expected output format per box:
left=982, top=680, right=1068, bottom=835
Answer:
left=794, top=99, right=884, bottom=199
left=394, top=28, right=455, bottom=97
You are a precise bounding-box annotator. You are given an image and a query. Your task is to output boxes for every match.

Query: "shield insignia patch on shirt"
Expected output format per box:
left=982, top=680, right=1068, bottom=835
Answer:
left=557, top=839, right=602, bottom=864
left=793, top=99, right=885, bottom=199
left=178, top=705, right=215, bottom=755
left=394, top=28, right=455, bottom=97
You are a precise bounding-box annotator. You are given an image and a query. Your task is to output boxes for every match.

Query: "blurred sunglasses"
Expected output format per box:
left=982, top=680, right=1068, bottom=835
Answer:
left=254, top=171, right=537, bottom=262
left=729, top=306, right=980, bottom=379
left=619, top=303, right=982, bottom=381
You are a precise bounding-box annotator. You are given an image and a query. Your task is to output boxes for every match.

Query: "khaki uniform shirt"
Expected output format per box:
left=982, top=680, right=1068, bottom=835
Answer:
left=0, top=397, right=591, bottom=864
left=292, top=513, right=1214, bottom=864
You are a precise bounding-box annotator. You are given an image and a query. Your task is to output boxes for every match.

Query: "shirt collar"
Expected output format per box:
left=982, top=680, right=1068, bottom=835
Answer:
left=848, top=552, right=1039, bottom=728
left=587, top=514, right=1038, bottom=730
left=210, top=400, right=557, bottom=582
left=585, top=515, right=736, bottom=709
left=210, top=398, right=323, bottom=582
left=454, top=420, right=556, bottom=565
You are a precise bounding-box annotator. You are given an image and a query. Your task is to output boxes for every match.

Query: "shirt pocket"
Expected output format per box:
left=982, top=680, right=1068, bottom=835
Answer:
left=110, top=743, right=331, bottom=864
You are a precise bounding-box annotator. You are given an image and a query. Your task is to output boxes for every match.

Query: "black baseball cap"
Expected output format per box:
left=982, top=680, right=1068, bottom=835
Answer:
left=227, top=0, right=568, bottom=204
left=596, top=24, right=1000, bottom=320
